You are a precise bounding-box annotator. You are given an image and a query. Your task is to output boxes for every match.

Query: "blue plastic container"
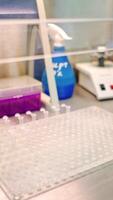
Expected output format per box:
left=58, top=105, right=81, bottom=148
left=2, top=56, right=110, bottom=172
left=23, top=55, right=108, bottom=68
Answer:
left=42, top=46, right=76, bottom=100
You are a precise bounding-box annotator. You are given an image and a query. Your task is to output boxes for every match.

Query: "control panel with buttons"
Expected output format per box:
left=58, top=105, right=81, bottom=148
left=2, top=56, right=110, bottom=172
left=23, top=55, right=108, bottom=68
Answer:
left=76, top=62, right=113, bottom=100
left=100, top=84, right=106, bottom=91
left=110, top=85, right=113, bottom=90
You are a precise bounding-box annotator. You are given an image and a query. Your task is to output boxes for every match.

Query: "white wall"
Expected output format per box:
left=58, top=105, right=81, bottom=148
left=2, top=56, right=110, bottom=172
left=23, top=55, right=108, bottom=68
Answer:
left=0, top=25, right=27, bottom=77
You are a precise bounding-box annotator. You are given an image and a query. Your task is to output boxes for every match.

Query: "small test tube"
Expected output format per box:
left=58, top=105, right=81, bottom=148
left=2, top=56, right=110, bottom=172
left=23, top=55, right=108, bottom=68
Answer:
left=51, top=105, right=60, bottom=115
left=61, top=104, right=71, bottom=113
left=26, top=111, right=37, bottom=121
left=2, top=115, right=10, bottom=125
left=15, top=113, right=23, bottom=124
left=40, top=108, right=49, bottom=118
left=13, top=196, right=21, bottom=200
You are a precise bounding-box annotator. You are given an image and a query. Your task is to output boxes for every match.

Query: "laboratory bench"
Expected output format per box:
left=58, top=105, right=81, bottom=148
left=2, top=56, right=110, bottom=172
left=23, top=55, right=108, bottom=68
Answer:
left=64, top=85, right=113, bottom=113
left=1, top=86, right=113, bottom=200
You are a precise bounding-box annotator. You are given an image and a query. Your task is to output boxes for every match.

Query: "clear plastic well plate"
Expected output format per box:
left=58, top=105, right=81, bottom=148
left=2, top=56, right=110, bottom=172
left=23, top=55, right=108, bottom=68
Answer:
left=0, top=106, right=113, bottom=200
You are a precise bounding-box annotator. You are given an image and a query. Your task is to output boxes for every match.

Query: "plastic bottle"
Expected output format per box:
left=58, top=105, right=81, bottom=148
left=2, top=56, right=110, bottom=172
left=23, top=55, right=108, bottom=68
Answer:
left=42, top=24, right=76, bottom=100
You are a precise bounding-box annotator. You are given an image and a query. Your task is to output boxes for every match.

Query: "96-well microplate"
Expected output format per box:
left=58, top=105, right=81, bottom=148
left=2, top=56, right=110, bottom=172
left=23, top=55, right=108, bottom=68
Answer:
left=1, top=106, right=113, bottom=200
